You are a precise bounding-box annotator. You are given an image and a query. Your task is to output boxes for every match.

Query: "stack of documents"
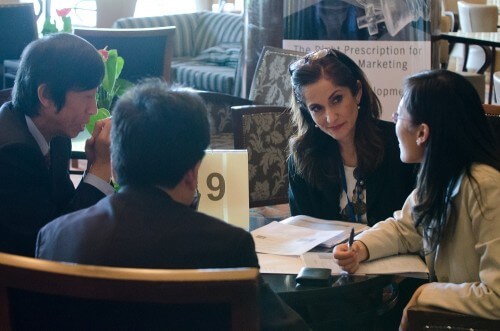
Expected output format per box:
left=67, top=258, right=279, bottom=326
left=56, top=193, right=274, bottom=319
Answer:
left=251, top=221, right=343, bottom=255
left=280, top=215, right=370, bottom=248
left=251, top=217, right=429, bottom=278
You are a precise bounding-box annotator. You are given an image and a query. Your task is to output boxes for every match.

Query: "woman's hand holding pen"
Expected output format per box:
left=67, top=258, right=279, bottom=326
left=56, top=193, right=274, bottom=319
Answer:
left=332, top=240, right=369, bottom=273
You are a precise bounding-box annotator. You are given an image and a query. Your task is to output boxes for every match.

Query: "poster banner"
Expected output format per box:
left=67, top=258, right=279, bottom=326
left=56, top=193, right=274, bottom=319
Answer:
left=283, top=0, right=432, bottom=121
left=198, top=150, right=250, bottom=230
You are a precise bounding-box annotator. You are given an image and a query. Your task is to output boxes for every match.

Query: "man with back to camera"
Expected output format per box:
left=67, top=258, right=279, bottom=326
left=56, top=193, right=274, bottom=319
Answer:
left=0, top=33, right=114, bottom=257
left=36, top=80, right=310, bottom=330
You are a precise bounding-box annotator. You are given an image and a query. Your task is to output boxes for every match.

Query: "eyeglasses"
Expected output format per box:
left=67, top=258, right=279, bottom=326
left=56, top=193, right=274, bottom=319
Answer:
left=289, top=48, right=338, bottom=74
left=391, top=112, right=412, bottom=124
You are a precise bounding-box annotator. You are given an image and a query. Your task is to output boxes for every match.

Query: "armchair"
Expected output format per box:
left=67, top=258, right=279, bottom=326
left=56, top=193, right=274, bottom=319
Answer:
left=0, top=252, right=259, bottom=330
left=457, top=1, right=497, bottom=74
left=198, top=46, right=304, bottom=149
left=199, top=46, right=304, bottom=206
left=113, top=11, right=243, bottom=95
left=1, top=2, right=38, bottom=88
left=74, top=27, right=176, bottom=83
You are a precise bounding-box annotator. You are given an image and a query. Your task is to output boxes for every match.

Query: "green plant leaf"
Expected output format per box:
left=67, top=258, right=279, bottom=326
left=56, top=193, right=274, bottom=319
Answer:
left=41, top=18, right=58, bottom=35
left=62, top=16, right=72, bottom=32
left=115, top=56, right=125, bottom=79
left=115, top=78, right=134, bottom=96
left=102, top=50, right=118, bottom=93
left=86, top=108, right=111, bottom=134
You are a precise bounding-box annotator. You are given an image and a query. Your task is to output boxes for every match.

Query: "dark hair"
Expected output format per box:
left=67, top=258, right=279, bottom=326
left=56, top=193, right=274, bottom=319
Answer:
left=12, top=33, right=104, bottom=115
left=403, top=69, right=500, bottom=252
left=289, top=48, right=383, bottom=188
left=111, top=79, right=210, bottom=188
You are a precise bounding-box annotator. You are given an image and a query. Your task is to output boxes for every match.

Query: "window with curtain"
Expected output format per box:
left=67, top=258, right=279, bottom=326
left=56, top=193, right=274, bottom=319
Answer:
left=43, top=0, right=202, bottom=28
left=40, top=0, right=241, bottom=29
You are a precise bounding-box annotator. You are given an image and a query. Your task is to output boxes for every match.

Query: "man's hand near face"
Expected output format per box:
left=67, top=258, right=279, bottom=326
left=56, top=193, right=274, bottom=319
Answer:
left=85, top=118, right=111, bottom=182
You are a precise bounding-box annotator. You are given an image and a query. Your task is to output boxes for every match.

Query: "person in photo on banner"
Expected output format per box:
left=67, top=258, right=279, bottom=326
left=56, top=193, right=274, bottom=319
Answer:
left=36, top=79, right=309, bottom=331
left=288, top=48, right=415, bottom=225
left=284, top=0, right=430, bottom=41
left=333, top=70, right=500, bottom=329
left=0, top=33, right=114, bottom=257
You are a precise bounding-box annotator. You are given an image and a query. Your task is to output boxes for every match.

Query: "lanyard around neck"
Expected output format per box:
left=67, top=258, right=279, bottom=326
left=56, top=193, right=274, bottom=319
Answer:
left=339, top=163, right=361, bottom=223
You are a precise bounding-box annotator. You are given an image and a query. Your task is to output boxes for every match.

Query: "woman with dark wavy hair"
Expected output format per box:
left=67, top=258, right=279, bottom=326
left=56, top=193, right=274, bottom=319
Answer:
left=288, top=48, right=415, bottom=225
left=334, top=69, right=500, bottom=329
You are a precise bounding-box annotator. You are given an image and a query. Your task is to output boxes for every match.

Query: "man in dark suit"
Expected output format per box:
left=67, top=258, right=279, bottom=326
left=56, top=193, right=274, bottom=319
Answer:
left=36, top=80, right=309, bottom=330
left=0, top=33, right=114, bottom=257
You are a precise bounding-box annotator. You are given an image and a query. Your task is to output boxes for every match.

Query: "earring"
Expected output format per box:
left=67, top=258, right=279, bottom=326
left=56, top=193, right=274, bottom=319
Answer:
left=416, top=138, right=422, bottom=145
left=357, top=104, right=360, bottom=110
left=314, top=124, right=319, bottom=128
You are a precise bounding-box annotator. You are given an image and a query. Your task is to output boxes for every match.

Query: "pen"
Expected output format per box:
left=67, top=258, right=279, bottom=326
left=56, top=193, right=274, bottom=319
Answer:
left=348, top=227, right=355, bottom=251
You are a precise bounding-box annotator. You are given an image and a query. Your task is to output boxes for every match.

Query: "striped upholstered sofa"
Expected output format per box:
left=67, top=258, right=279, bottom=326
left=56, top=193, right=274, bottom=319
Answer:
left=113, top=11, right=243, bottom=96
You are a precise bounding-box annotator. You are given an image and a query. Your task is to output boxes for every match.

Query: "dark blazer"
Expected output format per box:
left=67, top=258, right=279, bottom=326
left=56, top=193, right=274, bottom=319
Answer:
left=288, top=120, right=416, bottom=226
left=36, top=186, right=309, bottom=331
left=0, top=102, right=105, bottom=257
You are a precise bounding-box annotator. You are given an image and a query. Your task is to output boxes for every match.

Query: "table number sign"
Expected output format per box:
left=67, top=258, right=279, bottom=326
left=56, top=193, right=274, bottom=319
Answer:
left=197, top=150, right=249, bottom=230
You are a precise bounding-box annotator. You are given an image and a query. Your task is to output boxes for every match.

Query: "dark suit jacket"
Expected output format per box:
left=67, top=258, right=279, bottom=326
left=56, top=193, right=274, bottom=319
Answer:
left=0, top=102, right=105, bottom=257
left=288, top=120, right=416, bottom=226
left=36, top=186, right=309, bottom=330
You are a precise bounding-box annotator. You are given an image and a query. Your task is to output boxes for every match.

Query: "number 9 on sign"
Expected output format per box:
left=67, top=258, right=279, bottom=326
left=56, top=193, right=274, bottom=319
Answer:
left=207, top=172, right=225, bottom=201
left=197, top=150, right=249, bottom=230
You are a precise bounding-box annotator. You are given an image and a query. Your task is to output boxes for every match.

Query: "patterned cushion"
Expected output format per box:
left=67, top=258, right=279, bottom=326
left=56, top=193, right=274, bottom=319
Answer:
left=195, top=44, right=241, bottom=68
left=240, top=110, right=293, bottom=206
left=249, top=47, right=305, bottom=106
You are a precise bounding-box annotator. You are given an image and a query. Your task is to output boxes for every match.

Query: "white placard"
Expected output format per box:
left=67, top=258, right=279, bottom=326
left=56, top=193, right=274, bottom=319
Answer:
left=198, top=150, right=249, bottom=230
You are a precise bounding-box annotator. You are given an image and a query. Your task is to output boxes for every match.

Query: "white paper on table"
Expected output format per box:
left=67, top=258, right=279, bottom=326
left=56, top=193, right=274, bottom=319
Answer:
left=251, top=221, right=343, bottom=255
left=257, top=253, right=305, bottom=274
left=302, top=252, right=429, bottom=278
left=280, top=215, right=370, bottom=247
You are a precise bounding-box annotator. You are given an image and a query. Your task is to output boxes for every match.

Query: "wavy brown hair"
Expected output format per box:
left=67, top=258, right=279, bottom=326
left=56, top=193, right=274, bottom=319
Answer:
left=289, top=48, right=383, bottom=188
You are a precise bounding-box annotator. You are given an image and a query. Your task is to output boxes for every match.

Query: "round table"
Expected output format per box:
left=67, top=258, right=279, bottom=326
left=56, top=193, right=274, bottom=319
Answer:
left=263, top=273, right=400, bottom=330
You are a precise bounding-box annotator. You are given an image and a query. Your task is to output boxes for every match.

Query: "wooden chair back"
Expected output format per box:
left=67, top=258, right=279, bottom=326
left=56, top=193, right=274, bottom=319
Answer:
left=74, top=27, right=176, bottom=83
left=0, top=253, right=259, bottom=330
left=407, top=306, right=500, bottom=331
left=483, top=104, right=500, bottom=153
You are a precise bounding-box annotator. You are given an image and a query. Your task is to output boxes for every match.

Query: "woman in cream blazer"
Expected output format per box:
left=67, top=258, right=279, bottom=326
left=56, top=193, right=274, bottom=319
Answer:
left=333, top=69, right=500, bottom=329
